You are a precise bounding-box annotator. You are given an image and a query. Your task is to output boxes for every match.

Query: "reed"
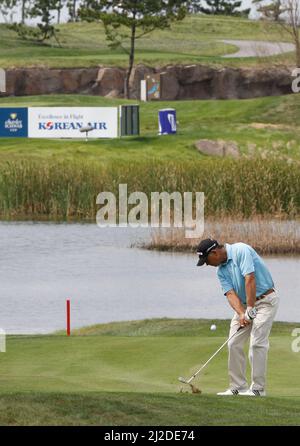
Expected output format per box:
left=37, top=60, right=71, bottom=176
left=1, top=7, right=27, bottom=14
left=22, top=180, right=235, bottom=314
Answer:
left=142, top=218, right=300, bottom=255
left=0, top=158, right=300, bottom=220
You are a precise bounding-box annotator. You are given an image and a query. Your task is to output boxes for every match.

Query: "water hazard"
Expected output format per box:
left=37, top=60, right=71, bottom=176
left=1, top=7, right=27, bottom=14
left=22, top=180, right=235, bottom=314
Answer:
left=0, top=222, right=299, bottom=334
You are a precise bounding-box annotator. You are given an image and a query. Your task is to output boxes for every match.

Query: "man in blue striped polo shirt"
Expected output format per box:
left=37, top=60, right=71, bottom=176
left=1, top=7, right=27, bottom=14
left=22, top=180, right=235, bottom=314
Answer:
left=196, top=238, right=279, bottom=397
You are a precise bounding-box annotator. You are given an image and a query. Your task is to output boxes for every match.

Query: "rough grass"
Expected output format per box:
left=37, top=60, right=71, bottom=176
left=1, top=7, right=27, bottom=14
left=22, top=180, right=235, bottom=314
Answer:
left=1, top=392, right=300, bottom=426
left=0, top=319, right=299, bottom=425
left=0, top=15, right=296, bottom=69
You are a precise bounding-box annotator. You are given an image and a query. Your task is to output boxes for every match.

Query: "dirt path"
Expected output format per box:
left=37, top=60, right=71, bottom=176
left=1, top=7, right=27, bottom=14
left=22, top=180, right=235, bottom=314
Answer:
left=222, top=39, right=295, bottom=58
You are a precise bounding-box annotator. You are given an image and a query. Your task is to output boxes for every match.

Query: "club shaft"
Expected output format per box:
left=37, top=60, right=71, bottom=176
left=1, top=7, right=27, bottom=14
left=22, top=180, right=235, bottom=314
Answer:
left=187, top=327, right=242, bottom=384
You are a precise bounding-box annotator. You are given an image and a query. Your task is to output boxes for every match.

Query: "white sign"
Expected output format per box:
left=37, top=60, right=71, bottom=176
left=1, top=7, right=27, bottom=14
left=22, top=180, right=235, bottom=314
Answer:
left=140, top=80, right=147, bottom=102
left=28, top=107, right=118, bottom=138
left=0, top=328, right=6, bottom=352
left=0, top=69, right=6, bottom=93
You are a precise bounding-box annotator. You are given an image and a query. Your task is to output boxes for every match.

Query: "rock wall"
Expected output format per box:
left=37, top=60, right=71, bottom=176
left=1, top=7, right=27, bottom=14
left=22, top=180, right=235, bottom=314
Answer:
left=3, top=64, right=294, bottom=100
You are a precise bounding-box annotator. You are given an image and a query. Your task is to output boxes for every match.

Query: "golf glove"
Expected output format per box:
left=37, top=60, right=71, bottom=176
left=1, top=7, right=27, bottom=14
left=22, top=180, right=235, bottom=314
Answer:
left=245, top=306, right=257, bottom=321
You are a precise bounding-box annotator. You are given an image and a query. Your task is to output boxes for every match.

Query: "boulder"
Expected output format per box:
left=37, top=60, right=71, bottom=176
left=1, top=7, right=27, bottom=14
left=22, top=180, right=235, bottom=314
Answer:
left=212, top=67, right=241, bottom=99
left=195, top=139, right=240, bottom=158
left=6, top=67, right=99, bottom=96
left=68, top=68, right=99, bottom=93
left=237, top=67, right=293, bottom=98
left=3, top=64, right=296, bottom=100
left=105, top=89, right=121, bottom=98
left=160, top=70, right=180, bottom=100
left=247, top=142, right=257, bottom=155
left=224, top=140, right=240, bottom=157
left=92, top=67, right=125, bottom=96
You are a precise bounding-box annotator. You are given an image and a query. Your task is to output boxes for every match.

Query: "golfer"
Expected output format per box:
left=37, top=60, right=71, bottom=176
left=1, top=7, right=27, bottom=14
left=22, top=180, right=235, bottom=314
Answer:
left=196, top=238, right=279, bottom=397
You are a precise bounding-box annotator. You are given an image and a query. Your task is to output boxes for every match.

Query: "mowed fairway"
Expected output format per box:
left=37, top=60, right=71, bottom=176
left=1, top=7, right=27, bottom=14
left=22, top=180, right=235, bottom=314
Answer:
left=0, top=319, right=299, bottom=425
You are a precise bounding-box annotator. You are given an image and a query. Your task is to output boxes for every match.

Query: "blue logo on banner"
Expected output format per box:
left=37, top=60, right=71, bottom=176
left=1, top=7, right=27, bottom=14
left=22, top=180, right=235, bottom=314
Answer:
left=0, top=108, right=28, bottom=137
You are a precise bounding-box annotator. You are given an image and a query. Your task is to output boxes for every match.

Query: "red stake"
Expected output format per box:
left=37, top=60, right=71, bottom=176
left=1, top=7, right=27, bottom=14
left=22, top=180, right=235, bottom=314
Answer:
left=66, top=299, right=71, bottom=336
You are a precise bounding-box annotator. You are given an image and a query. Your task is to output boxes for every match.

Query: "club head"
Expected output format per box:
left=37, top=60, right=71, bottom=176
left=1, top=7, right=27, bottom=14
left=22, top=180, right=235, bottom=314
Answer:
left=178, top=376, right=202, bottom=394
left=178, top=376, right=188, bottom=384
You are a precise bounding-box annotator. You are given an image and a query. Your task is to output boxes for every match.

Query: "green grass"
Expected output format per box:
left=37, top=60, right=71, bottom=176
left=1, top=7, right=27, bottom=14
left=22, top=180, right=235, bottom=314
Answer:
left=1, top=392, right=300, bottom=426
left=1, top=93, right=300, bottom=164
left=0, top=319, right=299, bottom=425
left=0, top=15, right=296, bottom=69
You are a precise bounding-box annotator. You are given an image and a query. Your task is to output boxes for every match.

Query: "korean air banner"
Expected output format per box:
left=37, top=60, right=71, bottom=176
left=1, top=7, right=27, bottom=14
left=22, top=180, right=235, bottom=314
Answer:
left=0, top=107, right=119, bottom=138
left=28, top=107, right=118, bottom=138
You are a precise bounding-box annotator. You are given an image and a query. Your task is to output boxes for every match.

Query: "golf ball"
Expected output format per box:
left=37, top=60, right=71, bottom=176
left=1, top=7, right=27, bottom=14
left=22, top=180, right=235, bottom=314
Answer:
left=210, top=324, right=217, bottom=331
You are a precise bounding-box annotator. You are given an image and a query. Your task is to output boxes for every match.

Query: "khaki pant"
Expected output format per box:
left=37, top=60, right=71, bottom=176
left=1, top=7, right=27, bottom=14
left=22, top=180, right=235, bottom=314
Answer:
left=228, top=291, right=279, bottom=392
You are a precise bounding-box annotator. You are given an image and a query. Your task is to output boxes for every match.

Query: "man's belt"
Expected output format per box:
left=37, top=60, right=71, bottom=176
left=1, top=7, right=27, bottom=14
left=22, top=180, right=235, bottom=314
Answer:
left=256, top=288, right=275, bottom=301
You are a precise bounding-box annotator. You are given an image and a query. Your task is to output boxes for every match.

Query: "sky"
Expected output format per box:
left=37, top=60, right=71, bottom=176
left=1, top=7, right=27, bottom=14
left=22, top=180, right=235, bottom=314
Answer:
left=0, top=1, right=260, bottom=24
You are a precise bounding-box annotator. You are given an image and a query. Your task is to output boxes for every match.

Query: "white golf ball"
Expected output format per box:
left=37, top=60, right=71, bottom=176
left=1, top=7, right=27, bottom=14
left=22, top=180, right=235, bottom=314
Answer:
left=210, top=324, right=217, bottom=331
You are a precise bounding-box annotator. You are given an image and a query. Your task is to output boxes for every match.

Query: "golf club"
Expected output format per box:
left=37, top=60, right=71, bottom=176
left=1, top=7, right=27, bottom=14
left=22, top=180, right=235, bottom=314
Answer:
left=178, top=325, right=244, bottom=393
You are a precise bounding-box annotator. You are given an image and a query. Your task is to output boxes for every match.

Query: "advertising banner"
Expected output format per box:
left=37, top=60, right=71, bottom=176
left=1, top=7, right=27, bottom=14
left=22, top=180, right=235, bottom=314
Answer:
left=0, top=108, right=28, bottom=137
left=158, top=109, right=177, bottom=135
left=145, top=74, right=160, bottom=100
left=28, top=107, right=118, bottom=138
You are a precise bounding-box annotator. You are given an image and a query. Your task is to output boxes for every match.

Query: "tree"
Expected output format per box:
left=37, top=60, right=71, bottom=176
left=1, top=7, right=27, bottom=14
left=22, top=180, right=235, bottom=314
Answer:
left=67, top=0, right=79, bottom=22
left=30, top=0, right=61, bottom=43
left=279, top=0, right=300, bottom=66
left=253, top=0, right=283, bottom=22
left=0, top=0, right=18, bottom=22
left=9, top=0, right=61, bottom=45
left=187, top=0, right=202, bottom=12
left=57, top=0, right=63, bottom=24
left=79, top=0, right=189, bottom=98
left=200, top=0, right=250, bottom=16
left=20, top=0, right=30, bottom=24
left=254, top=0, right=300, bottom=67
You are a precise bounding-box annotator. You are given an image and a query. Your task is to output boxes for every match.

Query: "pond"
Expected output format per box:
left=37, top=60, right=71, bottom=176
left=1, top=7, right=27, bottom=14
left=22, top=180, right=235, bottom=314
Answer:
left=0, top=222, right=299, bottom=334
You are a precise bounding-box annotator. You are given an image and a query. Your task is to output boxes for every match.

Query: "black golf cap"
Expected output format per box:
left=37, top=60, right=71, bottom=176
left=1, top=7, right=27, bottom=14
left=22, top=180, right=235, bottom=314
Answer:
left=196, top=239, right=219, bottom=266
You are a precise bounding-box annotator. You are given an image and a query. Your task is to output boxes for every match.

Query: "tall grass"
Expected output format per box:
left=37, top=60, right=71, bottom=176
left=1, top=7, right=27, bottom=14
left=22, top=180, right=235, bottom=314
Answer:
left=143, top=218, right=300, bottom=255
left=0, top=158, right=300, bottom=219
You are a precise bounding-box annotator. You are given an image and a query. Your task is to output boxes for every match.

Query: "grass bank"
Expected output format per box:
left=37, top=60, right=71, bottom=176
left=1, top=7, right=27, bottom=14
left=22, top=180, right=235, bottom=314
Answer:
left=0, top=319, right=299, bottom=425
left=0, top=15, right=296, bottom=69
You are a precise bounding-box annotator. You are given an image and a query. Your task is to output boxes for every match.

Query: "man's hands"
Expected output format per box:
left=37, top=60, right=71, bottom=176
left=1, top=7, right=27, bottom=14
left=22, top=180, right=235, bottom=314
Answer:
left=239, top=307, right=257, bottom=327
left=226, top=289, right=257, bottom=327
left=238, top=313, right=251, bottom=327
left=227, top=290, right=251, bottom=327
